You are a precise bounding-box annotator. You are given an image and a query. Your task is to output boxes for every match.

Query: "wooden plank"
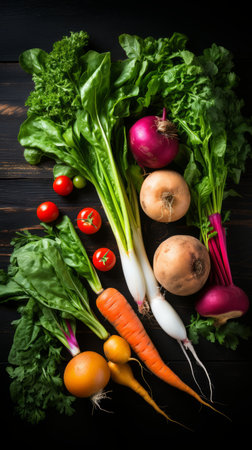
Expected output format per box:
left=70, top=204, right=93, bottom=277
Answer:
left=0, top=63, right=55, bottom=177
left=1, top=0, right=252, bottom=62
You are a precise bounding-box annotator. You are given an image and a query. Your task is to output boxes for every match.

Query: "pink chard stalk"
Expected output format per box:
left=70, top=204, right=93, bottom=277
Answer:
left=60, top=319, right=80, bottom=357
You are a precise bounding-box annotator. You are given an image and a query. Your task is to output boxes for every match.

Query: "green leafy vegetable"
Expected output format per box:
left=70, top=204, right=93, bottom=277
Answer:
left=189, top=313, right=252, bottom=350
left=43, top=215, right=103, bottom=294
left=20, top=30, right=89, bottom=128
left=0, top=216, right=108, bottom=423
left=1, top=233, right=108, bottom=340
left=6, top=298, right=76, bottom=424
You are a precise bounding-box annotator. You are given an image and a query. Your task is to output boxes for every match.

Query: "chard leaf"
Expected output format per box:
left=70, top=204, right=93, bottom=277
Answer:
left=183, top=152, right=202, bottom=186
left=51, top=215, right=103, bottom=294
left=119, top=34, right=143, bottom=59
left=79, top=51, right=111, bottom=110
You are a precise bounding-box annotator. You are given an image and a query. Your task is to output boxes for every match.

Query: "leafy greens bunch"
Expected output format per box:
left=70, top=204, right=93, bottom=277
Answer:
left=0, top=215, right=108, bottom=422
left=4, top=298, right=76, bottom=424
left=21, top=30, right=89, bottom=129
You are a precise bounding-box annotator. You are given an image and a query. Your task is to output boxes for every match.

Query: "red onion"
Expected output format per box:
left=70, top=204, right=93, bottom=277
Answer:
left=129, top=108, right=179, bottom=168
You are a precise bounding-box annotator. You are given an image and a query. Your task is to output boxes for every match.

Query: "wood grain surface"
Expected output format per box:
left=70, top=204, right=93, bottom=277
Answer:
left=1, top=1, right=252, bottom=445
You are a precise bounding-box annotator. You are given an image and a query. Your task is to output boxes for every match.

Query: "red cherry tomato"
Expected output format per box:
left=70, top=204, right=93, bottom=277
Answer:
left=92, top=248, right=116, bottom=272
left=37, top=201, right=59, bottom=223
left=53, top=175, right=73, bottom=196
left=77, top=207, right=102, bottom=234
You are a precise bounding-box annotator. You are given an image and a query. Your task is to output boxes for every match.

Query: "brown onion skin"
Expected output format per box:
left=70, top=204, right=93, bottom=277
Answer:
left=140, top=170, right=191, bottom=223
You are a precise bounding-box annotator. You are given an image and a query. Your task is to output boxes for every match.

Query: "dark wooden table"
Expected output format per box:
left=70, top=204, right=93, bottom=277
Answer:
left=1, top=1, right=252, bottom=445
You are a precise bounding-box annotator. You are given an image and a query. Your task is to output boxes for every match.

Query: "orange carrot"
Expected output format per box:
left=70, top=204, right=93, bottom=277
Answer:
left=96, top=288, right=228, bottom=417
left=108, top=361, right=192, bottom=430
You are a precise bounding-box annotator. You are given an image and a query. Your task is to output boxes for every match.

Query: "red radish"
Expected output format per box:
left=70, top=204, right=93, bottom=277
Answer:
left=129, top=108, right=179, bottom=168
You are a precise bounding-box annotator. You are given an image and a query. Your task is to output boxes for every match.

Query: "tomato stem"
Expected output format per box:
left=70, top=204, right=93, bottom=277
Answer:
left=100, top=250, right=109, bottom=265
left=77, top=211, right=97, bottom=228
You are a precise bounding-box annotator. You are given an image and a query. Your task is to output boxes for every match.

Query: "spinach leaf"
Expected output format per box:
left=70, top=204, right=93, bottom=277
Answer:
left=2, top=236, right=108, bottom=340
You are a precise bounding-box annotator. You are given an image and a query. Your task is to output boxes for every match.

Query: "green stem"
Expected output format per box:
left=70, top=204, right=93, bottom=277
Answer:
left=95, top=102, right=133, bottom=252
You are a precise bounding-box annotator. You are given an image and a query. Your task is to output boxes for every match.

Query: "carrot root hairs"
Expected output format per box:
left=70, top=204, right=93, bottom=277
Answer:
left=108, top=361, right=193, bottom=431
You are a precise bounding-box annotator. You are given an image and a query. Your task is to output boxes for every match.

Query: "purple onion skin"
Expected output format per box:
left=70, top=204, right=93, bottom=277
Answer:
left=195, top=284, right=250, bottom=323
left=129, top=115, right=179, bottom=169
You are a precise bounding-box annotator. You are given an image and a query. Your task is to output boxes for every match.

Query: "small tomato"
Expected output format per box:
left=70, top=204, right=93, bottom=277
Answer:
left=37, top=201, right=59, bottom=223
left=77, top=207, right=102, bottom=234
left=73, top=175, right=87, bottom=189
left=53, top=175, right=73, bottom=196
left=92, top=248, right=116, bottom=272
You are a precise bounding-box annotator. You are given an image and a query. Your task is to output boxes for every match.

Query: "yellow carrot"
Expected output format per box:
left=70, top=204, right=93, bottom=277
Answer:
left=108, top=361, right=191, bottom=430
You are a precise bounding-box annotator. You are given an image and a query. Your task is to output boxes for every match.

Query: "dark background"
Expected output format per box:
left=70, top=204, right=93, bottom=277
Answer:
left=1, top=0, right=252, bottom=445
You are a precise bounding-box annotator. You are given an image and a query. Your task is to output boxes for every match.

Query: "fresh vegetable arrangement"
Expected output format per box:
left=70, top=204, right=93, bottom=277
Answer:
left=1, top=28, right=251, bottom=427
left=17, top=31, right=212, bottom=377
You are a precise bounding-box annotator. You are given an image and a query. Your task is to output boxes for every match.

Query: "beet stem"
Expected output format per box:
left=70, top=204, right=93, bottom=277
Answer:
left=208, top=237, right=229, bottom=286
left=209, top=213, right=233, bottom=285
